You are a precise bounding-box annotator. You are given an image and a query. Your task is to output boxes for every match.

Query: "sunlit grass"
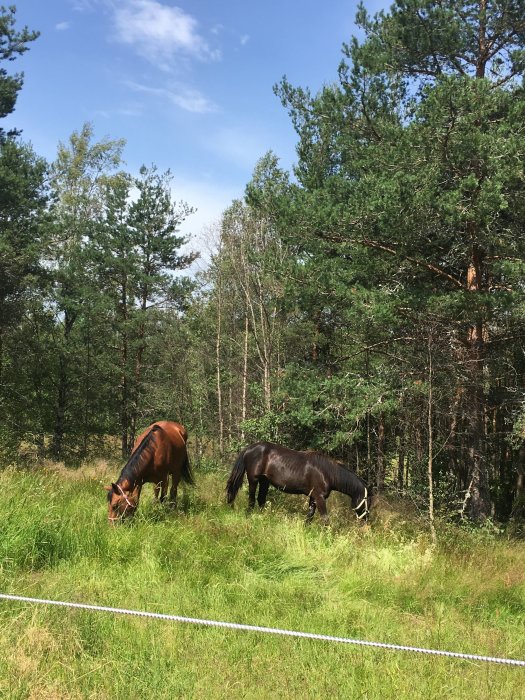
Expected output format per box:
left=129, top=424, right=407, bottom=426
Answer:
left=0, top=464, right=524, bottom=699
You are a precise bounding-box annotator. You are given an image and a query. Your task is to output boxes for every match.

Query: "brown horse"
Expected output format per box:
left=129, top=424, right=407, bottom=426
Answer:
left=226, top=442, right=370, bottom=524
left=106, top=421, right=193, bottom=523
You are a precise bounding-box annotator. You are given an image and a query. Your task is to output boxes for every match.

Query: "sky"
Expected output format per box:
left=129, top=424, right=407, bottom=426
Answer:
left=7, top=0, right=385, bottom=267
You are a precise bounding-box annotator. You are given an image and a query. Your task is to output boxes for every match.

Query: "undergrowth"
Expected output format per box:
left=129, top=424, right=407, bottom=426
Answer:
left=0, top=465, right=523, bottom=699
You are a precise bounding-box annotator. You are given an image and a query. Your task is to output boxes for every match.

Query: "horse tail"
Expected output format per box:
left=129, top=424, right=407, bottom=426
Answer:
left=226, top=448, right=248, bottom=504
left=181, top=452, right=194, bottom=486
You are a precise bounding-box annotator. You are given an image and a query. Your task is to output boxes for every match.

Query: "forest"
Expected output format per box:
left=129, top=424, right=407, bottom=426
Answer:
left=2, top=1, right=525, bottom=529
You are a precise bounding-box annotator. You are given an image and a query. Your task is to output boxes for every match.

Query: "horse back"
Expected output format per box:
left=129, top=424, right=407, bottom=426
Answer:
left=154, top=421, right=187, bottom=447
left=245, top=442, right=328, bottom=494
left=134, top=421, right=188, bottom=477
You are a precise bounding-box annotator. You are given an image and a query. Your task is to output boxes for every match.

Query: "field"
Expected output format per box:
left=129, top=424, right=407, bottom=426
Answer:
left=0, top=461, right=524, bottom=699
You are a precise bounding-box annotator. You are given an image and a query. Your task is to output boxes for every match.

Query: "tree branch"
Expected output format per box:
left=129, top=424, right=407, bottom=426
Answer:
left=358, top=238, right=466, bottom=288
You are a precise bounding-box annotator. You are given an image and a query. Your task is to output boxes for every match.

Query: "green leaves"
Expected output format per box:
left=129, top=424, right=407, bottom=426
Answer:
left=0, top=5, right=39, bottom=135
left=353, top=0, right=525, bottom=83
left=238, top=1, right=525, bottom=514
left=0, top=135, right=47, bottom=330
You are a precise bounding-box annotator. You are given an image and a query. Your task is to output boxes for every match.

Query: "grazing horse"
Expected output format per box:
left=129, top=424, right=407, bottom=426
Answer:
left=226, top=442, right=370, bottom=524
left=106, top=421, right=193, bottom=523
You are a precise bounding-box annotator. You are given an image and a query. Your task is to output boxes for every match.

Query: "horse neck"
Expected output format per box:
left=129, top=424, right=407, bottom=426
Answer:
left=118, top=432, right=155, bottom=489
left=331, top=462, right=365, bottom=501
left=117, top=464, right=141, bottom=491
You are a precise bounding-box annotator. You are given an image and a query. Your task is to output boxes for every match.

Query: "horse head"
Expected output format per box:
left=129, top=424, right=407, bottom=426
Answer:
left=352, top=484, right=371, bottom=522
left=105, top=482, right=139, bottom=524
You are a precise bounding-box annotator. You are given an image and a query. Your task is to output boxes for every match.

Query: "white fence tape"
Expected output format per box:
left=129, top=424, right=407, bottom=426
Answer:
left=1, top=593, right=524, bottom=667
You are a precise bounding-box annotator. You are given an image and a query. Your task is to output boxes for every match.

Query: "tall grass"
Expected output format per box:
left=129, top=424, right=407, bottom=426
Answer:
left=0, top=465, right=524, bottom=699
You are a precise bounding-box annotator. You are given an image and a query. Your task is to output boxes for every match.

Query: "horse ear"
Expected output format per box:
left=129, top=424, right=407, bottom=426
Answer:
left=103, top=484, right=112, bottom=491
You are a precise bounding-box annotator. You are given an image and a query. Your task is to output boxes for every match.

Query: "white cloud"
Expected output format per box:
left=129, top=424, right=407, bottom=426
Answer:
left=125, top=80, right=217, bottom=114
left=92, top=109, right=111, bottom=119
left=113, top=0, right=220, bottom=66
left=55, top=21, right=70, bottom=30
left=169, top=88, right=217, bottom=114
left=117, top=106, right=143, bottom=117
left=240, top=34, right=250, bottom=46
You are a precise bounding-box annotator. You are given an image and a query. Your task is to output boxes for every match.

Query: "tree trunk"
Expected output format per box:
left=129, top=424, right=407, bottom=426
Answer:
left=377, top=414, right=386, bottom=491
left=241, top=312, right=249, bottom=442
left=463, top=247, right=491, bottom=521
left=397, top=431, right=405, bottom=492
left=119, top=278, right=130, bottom=458
left=216, top=265, right=224, bottom=454
left=129, top=283, right=149, bottom=452
left=130, top=330, right=145, bottom=452
left=427, top=334, right=436, bottom=544
left=81, top=315, right=92, bottom=458
left=511, top=445, right=525, bottom=520
left=50, top=309, right=75, bottom=459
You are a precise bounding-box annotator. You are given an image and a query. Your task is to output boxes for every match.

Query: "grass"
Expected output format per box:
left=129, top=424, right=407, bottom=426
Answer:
left=0, top=462, right=524, bottom=699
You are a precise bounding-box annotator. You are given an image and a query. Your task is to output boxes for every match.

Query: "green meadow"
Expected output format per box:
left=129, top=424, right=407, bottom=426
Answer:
left=0, top=463, right=524, bottom=700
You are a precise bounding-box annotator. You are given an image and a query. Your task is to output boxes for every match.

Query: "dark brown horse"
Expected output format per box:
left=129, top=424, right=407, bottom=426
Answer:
left=106, top=421, right=193, bottom=523
left=226, top=442, right=370, bottom=524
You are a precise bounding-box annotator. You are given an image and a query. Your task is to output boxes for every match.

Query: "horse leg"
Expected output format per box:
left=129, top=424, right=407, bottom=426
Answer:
left=247, top=477, right=257, bottom=510
left=314, top=493, right=329, bottom=525
left=169, top=478, right=178, bottom=507
left=257, top=477, right=269, bottom=508
left=153, top=482, right=161, bottom=500
left=305, top=496, right=317, bottom=524
left=159, top=478, right=168, bottom=503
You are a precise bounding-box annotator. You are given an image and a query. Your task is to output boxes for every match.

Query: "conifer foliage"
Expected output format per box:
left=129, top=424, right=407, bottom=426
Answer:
left=2, top=3, right=525, bottom=523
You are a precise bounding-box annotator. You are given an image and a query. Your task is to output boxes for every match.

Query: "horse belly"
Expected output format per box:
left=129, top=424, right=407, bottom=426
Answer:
left=141, top=466, right=169, bottom=484
left=280, top=485, right=304, bottom=495
left=263, top=466, right=306, bottom=495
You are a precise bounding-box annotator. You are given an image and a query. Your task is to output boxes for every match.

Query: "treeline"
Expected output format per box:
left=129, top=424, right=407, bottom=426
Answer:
left=1, top=123, right=197, bottom=460
left=2, top=3, right=525, bottom=524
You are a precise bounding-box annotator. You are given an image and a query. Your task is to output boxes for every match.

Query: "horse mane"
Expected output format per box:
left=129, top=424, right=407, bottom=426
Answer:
left=309, top=453, right=366, bottom=496
left=117, top=425, right=162, bottom=486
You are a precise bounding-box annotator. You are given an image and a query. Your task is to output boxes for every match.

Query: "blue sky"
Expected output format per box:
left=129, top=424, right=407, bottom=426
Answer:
left=8, top=0, right=384, bottom=261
